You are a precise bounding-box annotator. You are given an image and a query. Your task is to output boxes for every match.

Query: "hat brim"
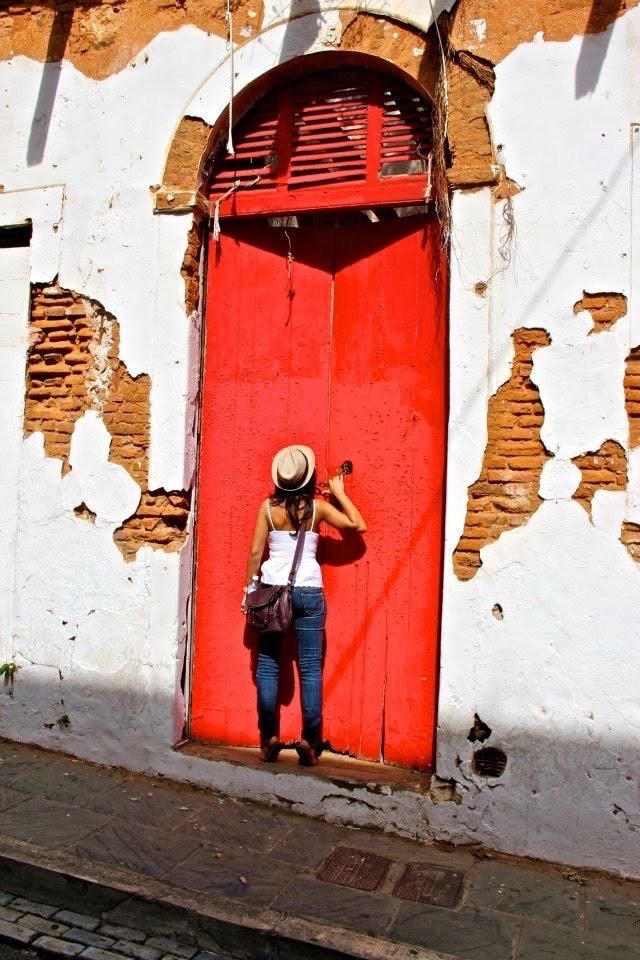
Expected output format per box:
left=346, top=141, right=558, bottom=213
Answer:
left=271, top=445, right=316, bottom=492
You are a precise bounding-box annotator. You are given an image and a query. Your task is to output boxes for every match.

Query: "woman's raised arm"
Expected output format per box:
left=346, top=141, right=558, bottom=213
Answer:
left=317, top=474, right=367, bottom=532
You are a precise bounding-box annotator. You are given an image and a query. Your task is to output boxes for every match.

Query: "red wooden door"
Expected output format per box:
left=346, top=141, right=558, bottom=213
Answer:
left=191, top=213, right=446, bottom=769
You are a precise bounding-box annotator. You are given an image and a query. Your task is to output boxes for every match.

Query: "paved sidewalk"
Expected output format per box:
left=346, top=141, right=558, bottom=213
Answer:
left=0, top=739, right=639, bottom=960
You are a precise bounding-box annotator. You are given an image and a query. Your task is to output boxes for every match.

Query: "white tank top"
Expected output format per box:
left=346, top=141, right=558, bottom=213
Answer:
left=260, top=501, right=323, bottom=588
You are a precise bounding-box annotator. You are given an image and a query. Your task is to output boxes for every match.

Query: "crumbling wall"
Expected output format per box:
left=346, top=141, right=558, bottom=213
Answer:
left=0, top=0, right=263, bottom=79
left=25, top=284, right=190, bottom=561
left=624, top=346, right=640, bottom=449
left=572, top=441, right=628, bottom=515
left=453, top=329, right=551, bottom=580
left=574, top=292, right=628, bottom=335
left=448, top=0, right=640, bottom=63
left=26, top=284, right=150, bottom=482
left=113, top=490, right=191, bottom=562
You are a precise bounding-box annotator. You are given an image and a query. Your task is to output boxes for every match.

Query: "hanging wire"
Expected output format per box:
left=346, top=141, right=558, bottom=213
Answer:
left=225, top=0, right=235, bottom=156
left=427, top=0, right=452, bottom=245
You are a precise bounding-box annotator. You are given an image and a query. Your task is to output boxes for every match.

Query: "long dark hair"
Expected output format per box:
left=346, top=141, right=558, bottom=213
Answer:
left=269, top=472, right=316, bottom=534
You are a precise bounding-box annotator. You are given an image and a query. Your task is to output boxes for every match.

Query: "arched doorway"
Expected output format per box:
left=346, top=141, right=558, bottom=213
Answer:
left=190, top=64, right=447, bottom=770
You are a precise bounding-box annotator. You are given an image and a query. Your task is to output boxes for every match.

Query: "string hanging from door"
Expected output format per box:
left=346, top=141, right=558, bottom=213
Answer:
left=225, top=0, right=235, bottom=156
left=212, top=176, right=261, bottom=242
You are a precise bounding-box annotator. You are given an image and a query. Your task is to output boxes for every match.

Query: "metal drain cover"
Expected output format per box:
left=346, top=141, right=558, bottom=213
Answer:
left=317, top=846, right=391, bottom=892
left=393, top=862, right=464, bottom=908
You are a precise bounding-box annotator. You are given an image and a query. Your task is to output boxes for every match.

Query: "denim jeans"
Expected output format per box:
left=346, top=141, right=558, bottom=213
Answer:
left=256, top=586, right=326, bottom=749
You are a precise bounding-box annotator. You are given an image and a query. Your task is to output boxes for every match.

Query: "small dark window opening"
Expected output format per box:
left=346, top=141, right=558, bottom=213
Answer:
left=0, top=223, right=32, bottom=248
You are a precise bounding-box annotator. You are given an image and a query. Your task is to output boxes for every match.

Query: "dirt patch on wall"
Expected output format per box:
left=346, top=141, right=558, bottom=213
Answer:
left=574, top=292, right=627, bottom=334
left=0, top=0, right=263, bottom=80
left=453, top=328, right=552, bottom=580
left=155, top=117, right=214, bottom=212
left=26, top=283, right=190, bottom=561
left=446, top=49, right=496, bottom=189
left=181, top=218, right=206, bottom=316
left=448, top=0, right=639, bottom=66
left=571, top=441, right=627, bottom=515
left=339, top=13, right=440, bottom=98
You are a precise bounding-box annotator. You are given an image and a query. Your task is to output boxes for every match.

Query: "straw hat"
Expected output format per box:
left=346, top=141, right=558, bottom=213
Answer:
left=272, top=445, right=316, bottom=492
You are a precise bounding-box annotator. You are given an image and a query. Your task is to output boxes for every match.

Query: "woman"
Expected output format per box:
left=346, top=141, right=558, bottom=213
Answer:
left=241, top=444, right=366, bottom=766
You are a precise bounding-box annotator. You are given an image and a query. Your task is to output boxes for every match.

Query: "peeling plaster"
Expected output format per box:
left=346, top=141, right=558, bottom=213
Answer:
left=440, top=6, right=640, bottom=877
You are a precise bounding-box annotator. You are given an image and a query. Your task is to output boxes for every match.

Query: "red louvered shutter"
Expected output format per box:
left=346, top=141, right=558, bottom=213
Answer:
left=209, top=68, right=433, bottom=217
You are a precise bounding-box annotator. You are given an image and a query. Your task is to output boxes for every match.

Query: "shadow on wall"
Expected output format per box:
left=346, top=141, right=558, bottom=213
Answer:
left=575, top=0, right=626, bottom=98
left=27, top=2, right=102, bottom=167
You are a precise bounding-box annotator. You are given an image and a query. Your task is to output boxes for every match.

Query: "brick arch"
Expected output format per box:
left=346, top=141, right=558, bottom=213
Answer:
left=154, top=17, right=443, bottom=217
left=156, top=30, right=446, bottom=316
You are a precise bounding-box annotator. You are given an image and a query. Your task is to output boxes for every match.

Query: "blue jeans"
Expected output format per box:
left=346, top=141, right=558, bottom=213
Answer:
left=256, top=587, right=326, bottom=749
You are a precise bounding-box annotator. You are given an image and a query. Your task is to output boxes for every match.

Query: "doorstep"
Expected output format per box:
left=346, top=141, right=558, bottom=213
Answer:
left=176, top=740, right=431, bottom=793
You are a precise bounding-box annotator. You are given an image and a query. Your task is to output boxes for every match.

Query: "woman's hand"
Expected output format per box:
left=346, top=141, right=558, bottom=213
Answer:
left=328, top=473, right=345, bottom=497
left=241, top=589, right=248, bottom=614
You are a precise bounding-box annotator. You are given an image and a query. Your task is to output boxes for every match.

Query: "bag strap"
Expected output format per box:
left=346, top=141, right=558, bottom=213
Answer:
left=287, top=518, right=308, bottom=587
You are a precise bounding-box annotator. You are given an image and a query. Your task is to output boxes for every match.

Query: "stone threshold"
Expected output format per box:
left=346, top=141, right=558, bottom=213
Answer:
left=176, top=740, right=431, bottom=793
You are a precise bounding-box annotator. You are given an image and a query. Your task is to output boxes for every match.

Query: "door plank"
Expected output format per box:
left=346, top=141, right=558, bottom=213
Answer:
left=191, top=222, right=333, bottom=744
left=326, top=215, right=446, bottom=767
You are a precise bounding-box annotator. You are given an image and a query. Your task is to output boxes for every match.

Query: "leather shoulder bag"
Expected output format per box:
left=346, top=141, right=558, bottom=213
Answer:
left=245, top=521, right=307, bottom=634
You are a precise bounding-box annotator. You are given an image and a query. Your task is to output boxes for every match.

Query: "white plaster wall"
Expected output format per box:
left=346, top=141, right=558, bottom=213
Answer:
left=0, top=0, right=639, bottom=880
left=435, top=10, right=640, bottom=877
left=0, top=244, right=30, bottom=660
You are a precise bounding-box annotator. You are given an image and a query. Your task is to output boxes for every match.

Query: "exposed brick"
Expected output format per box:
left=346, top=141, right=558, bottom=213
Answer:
left=453, top=328, right=551, bottom=579
left=339, top=12, right=440, bottom=99
left=24, top=284, right=190, bottom=561
left=571, top=441, right=627, bottom=515
left=574, top=291, right=627, bottom=333
left=163, top=118, right=213, bottom=201
left=113, top=490, right=191, bottom=562
left=625, top=345, right=640, bottom=449
left=448, top=0, right=640, bottom=66
left=446, top=51, right=497, bottom=189
left=25, top=284, right=150, bottom=487
left=181, top=218, right=205, bottom=316
left=0, top=1, right=264, bottom=80
left=621, top=521, right=640, bottom=562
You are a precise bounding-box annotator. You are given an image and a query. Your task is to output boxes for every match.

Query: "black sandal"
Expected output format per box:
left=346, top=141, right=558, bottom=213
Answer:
left=295, top=739, right=318, bottom=767
left=260, top=738, right=284, bottom=762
